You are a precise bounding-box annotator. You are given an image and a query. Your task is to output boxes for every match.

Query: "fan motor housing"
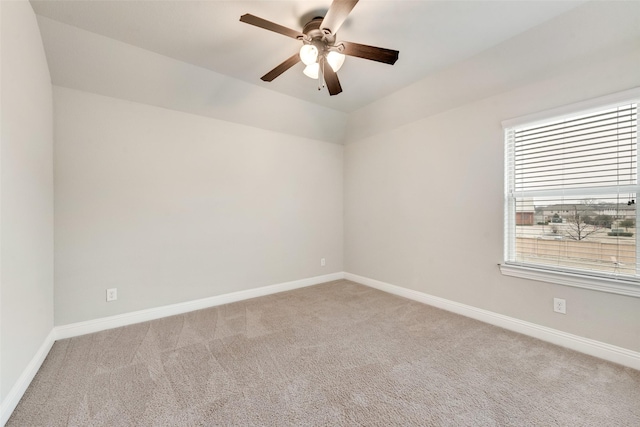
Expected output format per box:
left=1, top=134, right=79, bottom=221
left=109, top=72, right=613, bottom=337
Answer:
left=303, top=17, right=336, bottom=47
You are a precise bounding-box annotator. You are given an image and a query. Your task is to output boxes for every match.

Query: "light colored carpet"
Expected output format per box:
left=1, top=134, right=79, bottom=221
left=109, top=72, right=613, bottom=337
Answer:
left=8, top=280, right=640, bottom=426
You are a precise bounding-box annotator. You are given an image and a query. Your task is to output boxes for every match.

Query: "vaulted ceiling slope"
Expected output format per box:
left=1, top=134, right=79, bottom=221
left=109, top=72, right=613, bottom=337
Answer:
left=346, top=1, right=640, bottom=142
left=31, top=1, right=639, bottom=144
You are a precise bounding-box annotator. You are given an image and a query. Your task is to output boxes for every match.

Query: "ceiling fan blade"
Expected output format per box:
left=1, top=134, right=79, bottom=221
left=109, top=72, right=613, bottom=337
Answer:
left=322, top=60, right=343, bottom=96
left=240, top=14, right=304, bottom=40
left=261, top=53, right=301, bottom=82
left=321, top=0, right=359, bottom=35
left=338, top=41, right=399, bottom=65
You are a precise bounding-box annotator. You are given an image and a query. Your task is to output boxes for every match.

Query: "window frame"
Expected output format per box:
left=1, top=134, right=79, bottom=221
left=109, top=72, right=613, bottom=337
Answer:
left=501, top=87, right=640, bottom=298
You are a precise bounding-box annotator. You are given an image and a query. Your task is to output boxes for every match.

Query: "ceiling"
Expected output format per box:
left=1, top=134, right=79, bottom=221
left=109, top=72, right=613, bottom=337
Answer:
left=30, top=0, right=586, bottom=113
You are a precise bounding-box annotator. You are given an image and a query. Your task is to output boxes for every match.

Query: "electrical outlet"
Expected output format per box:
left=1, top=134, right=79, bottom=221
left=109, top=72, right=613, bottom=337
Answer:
left=321, top=258, right=326, bottom=267
left=106, top=288, right=118, bottom=302
left=553, top=298, right=566, bottom=314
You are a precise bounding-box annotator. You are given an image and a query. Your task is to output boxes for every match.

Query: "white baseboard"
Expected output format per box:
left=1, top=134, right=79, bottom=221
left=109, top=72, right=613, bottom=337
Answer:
left=345, top=272, right=640, bottom=371
left=4, top=270, right=637, bottom=426
left=55, top=272, right=345, bottom=340
left=0, top=329, right=56, bottom=427
left=0, top=272, right=345, bottom=426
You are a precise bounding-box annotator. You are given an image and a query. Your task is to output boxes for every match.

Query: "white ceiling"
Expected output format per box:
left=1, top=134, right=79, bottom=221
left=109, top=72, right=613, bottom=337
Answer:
left=30, top=0, right=587, bottom=113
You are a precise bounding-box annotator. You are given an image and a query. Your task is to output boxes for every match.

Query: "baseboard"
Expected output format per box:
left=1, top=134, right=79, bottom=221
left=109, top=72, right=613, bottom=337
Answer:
left=0, top=329, right=56, bottom=426
left=1, top=272, right=345, bottom=426
left=55, top=272, right=345, bottom=340
left=344, top=272, right=640, bottom=371
left=6, top=271, right=635, bottom=426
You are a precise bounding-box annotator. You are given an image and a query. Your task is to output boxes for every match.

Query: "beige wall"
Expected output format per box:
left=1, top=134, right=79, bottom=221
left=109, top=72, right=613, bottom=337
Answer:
left=53, top=87, right=344, bottom=325
left=344, top=44, right=640, bottom=351
left=0, top=0, right=54, bottom=402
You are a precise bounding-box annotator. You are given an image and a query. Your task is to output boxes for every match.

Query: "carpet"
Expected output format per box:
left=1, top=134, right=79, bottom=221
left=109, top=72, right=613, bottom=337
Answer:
left=7, top=280, right=640, bottom=425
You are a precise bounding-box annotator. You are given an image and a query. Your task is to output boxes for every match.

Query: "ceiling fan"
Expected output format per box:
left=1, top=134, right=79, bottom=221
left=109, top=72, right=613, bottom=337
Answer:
left=239, top=0, right=399, bottom=96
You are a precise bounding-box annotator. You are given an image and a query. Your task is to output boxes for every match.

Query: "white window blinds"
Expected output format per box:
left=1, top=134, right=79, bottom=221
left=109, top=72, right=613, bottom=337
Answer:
left=505, top=99, right=639, bottom=282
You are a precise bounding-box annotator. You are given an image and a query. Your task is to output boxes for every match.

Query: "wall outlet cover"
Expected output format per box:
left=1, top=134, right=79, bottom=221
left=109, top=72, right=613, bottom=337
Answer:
left=553, top=297, right=566, bottom=314
left=106, top=288, right=118, bottom=302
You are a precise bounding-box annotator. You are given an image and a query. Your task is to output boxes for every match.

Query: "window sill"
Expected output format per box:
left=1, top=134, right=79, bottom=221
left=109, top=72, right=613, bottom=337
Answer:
left=499, top=263, right=640, bottom=298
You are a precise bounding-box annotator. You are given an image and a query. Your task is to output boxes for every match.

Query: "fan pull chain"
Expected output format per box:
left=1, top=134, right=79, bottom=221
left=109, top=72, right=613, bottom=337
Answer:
left=318, top=58, right=325, bottom=91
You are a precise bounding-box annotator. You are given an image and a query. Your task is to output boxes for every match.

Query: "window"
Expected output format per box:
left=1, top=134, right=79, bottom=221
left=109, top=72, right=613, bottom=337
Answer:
left=502, top=89, right=640, bottom=297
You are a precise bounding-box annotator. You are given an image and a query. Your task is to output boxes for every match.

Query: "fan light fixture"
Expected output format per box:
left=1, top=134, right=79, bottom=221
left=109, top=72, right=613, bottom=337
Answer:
left=303, top=63, right=320, bottom=79
left=326, top=51, right=345, bottom=72
left=299, top=44, right=318, bottom=65
left=299, top=45, right=345, bottom=79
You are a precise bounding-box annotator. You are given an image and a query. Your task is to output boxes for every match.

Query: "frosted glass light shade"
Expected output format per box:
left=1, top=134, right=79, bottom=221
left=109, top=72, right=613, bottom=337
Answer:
left=303, top=63, right=319, bottom=79
left=326, top=51, right=345, bottom=72
left=299, top=45, right=318, bottom=66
